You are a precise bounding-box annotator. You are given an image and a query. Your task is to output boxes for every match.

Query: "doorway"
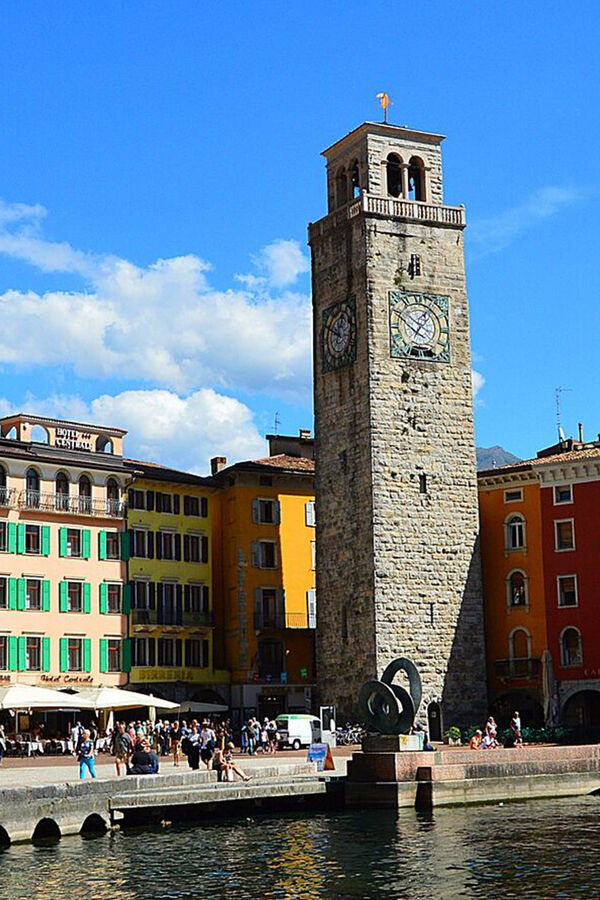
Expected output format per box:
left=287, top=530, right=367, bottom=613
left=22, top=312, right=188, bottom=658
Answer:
left=427, top=701, right=443, bottom=742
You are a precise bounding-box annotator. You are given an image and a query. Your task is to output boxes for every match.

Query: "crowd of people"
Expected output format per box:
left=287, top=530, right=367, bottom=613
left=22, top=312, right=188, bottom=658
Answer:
left=469, top=711, right=524, bottom=750
left=71, top=717, right=254, bottom=782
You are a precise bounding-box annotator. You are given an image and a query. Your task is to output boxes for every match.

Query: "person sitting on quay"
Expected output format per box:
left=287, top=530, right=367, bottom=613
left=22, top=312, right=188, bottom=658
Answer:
left=470, top=729, right=483, bottom=750
left=481, top=716, right=499, bottom=749
left=77, top=730, right=97, bottom=780
left=128, top=739, right=159, bottom=775
left=213, top=743, right=251, bottom=782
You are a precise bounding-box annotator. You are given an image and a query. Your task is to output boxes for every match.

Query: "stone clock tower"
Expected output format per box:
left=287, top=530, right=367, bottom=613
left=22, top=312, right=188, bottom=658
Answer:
left=308, top=121, right=487, bottom=727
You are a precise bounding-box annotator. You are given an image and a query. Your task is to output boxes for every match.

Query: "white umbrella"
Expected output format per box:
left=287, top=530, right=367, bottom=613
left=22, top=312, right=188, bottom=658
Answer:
left=63, top=686, right=179, bottom=711
left=0, top=683, right=96, bottom=711
left=172, top=701, right=228, bottom=715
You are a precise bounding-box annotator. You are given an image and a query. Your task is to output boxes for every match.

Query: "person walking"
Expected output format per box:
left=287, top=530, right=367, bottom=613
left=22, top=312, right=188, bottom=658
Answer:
left=511, top=711, right=524, bottom=748
left=169, top=720, right=183, bottom=767
left=77, top=730, right=97, bottom=780
left=110, top=722, right=133, bottom=776
left=200, top=721, right=216, bottom=770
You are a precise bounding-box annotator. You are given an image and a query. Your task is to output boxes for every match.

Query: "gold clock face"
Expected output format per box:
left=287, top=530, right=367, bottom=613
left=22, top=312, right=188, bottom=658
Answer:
left=389, top=291, right=450, bottom=362
left=322, top=297, right=357, bottom=372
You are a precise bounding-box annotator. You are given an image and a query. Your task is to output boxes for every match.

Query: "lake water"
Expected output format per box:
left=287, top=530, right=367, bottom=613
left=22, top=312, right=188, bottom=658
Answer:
left=2, top=796, right=599, bottom=899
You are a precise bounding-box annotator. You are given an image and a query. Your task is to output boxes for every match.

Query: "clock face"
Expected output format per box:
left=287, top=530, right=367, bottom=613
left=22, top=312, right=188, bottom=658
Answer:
left=389, top=291, right=450, bottom=362
left=322, top=298, right=357, bottom=372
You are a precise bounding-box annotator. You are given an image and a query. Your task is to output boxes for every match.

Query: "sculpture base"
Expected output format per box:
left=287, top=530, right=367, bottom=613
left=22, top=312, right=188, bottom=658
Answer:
left=362, top=733, right=424, bottom=753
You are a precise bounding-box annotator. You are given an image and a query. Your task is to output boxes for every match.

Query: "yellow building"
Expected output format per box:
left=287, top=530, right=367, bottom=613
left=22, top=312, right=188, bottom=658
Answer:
left=125, top=460, right=229, bottom=703
left=212, top=432, right=316, bottom=724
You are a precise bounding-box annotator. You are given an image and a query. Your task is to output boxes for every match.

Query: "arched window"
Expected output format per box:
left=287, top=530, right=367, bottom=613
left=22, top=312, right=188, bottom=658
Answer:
left=79, top=475, right=92, bottom=513
left=562, top=627, right=583, bottom=667
left=335, top=167, right=347, bottom=209
left=506, top=514, right=526, bottom=550
left=96, top=435, right=113, bottom=454
left=349, top=160, right=360, bottom=199
left=106, top=478, right=120, bottom=516
left=30, top=424, right=49, bottom=444
left=55, top=472, right=70, bottom=511
left=509, top=627, right=531, bottom=677
left=507, top=570, right=528, bottom=607
left=408, top=156, right=425, bottom=201
left=26, top=468, right=40, bottom=507
left=386, top=153, right=403, bottom=198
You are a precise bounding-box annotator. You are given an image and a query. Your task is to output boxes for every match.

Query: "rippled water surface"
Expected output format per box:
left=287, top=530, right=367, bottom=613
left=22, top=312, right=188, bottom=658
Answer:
left=2, top=797, right=600, bottom=899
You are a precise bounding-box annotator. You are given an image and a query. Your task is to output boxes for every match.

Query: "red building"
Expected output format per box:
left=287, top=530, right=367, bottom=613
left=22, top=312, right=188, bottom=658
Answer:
left=479, top=435, right=600, bottom=729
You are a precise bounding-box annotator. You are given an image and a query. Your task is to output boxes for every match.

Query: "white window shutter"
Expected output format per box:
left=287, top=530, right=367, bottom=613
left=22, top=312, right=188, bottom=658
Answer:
left=305, top=501, right=316, bottom=527
left=307, top=589, right=317, bottom=629
left=251, top=541, right=260, bottom=567
left=311, top=540, right=316, bottom=571
left=252, top=499, right=260, bottom=523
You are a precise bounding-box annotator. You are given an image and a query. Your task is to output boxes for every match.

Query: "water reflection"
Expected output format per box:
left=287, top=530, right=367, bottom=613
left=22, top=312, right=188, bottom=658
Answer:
left=2, top=798, right=600, bottom=899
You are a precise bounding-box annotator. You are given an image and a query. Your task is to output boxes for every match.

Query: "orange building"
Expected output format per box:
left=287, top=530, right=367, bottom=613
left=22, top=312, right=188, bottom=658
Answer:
left=478, top=466, right=547, bottom=725
left=211, top=432, right=316, bottom=725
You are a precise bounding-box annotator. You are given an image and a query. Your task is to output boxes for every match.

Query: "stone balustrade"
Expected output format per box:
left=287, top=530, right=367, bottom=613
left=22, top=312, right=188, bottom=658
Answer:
left=308, top=193, right=466, bottom=239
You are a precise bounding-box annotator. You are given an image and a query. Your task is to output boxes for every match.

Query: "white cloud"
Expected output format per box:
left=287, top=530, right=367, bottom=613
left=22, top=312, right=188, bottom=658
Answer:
left=248, top=238, right=310, bottom=288
left=472, top=369, right=485, bottom=398
left=0, top=208, right=312, bottom=399
left=469, top=186, right=581, bottom=257
left=0, top=388, right=266, bottom=473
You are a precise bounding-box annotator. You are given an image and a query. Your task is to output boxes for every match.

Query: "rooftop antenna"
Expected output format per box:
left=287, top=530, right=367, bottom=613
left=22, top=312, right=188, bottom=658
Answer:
left=555, top=387, right=571, bottom=441
left=273, top=411, right=280, bottom=435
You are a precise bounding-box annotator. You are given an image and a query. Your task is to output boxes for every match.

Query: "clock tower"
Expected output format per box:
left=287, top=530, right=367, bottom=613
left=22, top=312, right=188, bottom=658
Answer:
left=308, top=121, right=487, bottom=727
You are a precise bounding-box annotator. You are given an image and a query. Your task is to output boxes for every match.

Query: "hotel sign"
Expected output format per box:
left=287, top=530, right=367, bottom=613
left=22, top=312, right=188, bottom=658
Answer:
left=55, top=428, right=93, bottom=451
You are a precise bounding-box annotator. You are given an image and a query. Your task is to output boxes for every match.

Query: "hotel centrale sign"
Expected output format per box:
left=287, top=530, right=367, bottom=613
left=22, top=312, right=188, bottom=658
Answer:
left=55, top=427, right=93, bottom=451
left=132, top=667, right=204, bottom=683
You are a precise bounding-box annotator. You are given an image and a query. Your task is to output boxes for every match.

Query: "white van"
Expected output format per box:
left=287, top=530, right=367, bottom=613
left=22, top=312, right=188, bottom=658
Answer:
left=276, top=714, right=321, bottom=750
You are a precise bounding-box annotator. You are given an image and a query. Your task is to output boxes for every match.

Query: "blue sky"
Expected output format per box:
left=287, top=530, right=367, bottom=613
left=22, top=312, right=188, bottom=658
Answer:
left=0, top=2, right=599, bottom=471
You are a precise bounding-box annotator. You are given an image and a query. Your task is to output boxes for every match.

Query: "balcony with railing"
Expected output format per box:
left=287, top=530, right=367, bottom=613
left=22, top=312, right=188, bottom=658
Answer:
left=254, top=610, right=314, bottom=630
left=131, top=608, right=213, bottom=629
left=308, top=192, right=466, bottom=240
left=494, top=657, right=541, bottom=680
left=16, top=491, right=125, bottom=518
left=0, top=487, right=16, bottom=507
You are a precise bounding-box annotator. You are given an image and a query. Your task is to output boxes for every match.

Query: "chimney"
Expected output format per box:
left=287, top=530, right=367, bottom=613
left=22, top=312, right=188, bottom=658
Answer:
left=210, top=456, right=227, bottom=475
left=299, top=429, right=312, bottom=440
left=578, top=422, right=584, bottom=443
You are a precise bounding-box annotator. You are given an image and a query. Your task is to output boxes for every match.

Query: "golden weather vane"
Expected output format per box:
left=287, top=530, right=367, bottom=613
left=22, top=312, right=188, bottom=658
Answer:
left=376, top=92, right=393, bottom=123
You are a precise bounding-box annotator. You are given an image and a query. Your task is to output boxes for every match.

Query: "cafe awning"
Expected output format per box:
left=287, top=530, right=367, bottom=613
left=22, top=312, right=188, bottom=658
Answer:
left=0, top=683, right=97, bottom=711
left=61, top=686, right=179, bottom=711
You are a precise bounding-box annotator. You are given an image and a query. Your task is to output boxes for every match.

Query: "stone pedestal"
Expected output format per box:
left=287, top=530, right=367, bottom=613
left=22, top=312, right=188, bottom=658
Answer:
left=362, top=733, right=424, bottom=753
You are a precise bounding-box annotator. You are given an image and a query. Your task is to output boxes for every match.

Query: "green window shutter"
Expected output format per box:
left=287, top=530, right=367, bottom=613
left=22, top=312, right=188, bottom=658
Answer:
left=17, top=523, right=25, bottom=555
left=18, top=636, right=26, bottom=671
left=98, top=530, right=107, bottom=560
left=122, top=583, right=131, bottom=615
left=41, top=526, right=51, bottom=557
left=60, top=637, right=68, bottom=672
left=59, top=527, right=68, bottom=558
left=8, top=636, right=18, bottom=671
left=99, top=582, right=108, bottom=614
left=42, top=580, right=51, bottom=612
left=121, top=531, right=130, bottom=561
left=42, top=637, right=51, bottom=672
left=83, top=582, right=91, bottom=614
left=99, top=638, right=108, bottom=674
left=8, top=578, right=17, bottom=610
left=82, top=529, right=91, bottom=560
left=7, top=522, right=17, bottom=554
left=122, top=638, right=131, bottom=673
left=17, top=578, right=26, bottom=611
left=83, top=638, right=92, bottom=673
left=59, top=581, right=68, bottom=612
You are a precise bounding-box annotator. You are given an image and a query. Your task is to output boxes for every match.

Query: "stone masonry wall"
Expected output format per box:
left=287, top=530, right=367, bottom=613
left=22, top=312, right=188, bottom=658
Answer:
left=366, top=217, right=487, bottom=726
